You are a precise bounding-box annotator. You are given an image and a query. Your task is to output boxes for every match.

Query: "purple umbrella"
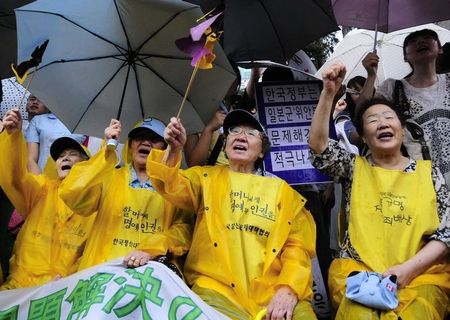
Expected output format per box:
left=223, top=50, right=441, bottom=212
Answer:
left=332, top=0, right=450, bottom=33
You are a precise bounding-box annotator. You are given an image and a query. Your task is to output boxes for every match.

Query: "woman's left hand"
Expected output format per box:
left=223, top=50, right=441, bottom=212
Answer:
left=123, top=250, right=152, bottom=268
left=266, top=286, right=298, bottom=320
left=383, top=261, right=417, bottom=288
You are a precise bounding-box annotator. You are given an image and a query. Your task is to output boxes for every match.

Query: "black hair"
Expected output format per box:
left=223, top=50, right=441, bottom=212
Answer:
left=403, top=29, right=442, bottom=72
left=347, top=76, right=366, bottom=89
left=254, top=133, right=271, bottom=170
left=403, top=29, right=441, bottom=56
left=262, top=66, right=294, bottom=82
left=354, top=97, right=406, bottom=136
left=437, top=42, right=450, bottom=73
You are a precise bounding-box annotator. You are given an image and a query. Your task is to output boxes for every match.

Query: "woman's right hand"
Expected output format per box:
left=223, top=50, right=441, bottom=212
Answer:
left=2, top=109, right=22, bottom=134
left=333, top=99, right=347, bottom=119
left=205, top=110, right=226, bottom=133
left=165, top=117, right=187, bottom=151
left=383, top=261, right=417, bottom=288
left=362, top=52, right=379, bottom=77
left=104, top=119, right=121, bottom=140
left=322, top=62, right=346, bottom=97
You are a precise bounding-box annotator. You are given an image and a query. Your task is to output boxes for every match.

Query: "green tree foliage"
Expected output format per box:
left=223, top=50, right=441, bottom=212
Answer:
left=304, top=32, right=339, bottom=69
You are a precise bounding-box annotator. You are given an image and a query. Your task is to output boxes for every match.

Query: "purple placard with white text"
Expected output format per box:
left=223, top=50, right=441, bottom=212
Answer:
left=256, top=80, right=334, bottom=185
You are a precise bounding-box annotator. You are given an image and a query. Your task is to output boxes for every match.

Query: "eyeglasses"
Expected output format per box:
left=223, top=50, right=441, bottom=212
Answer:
left=346, top=88, right=361, bottom=95
left=228, top=126, right=261, bottom=138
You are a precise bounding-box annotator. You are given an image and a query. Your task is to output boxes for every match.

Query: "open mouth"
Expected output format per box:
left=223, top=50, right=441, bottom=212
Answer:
left=61, top=165, right=72, bottom=171
left=377, top=132, right=394, bottom=140
left=417, top=46, right=430, bottom=53
left=138, top=148, right=150, bottom=155
left=233, top=145, right=247, bottom=152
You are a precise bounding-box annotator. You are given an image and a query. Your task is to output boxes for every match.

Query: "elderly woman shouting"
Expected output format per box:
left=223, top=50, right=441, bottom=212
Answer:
left=309, top=62, right=450, bottom=319
left=146, top=109, right=317, bottom=320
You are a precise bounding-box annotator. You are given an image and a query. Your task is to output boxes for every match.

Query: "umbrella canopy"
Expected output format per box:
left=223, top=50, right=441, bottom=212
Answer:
left=187, top=0, right=339, bottom=64
left=315, top=24, right=450, bottom=85
left=0, top=0, right=33, bottom=78
left=0, top=77, right=29, bottom=119
left=15, top=0, right=236, bottom=138
left=332, top=0, right=450, bottom=33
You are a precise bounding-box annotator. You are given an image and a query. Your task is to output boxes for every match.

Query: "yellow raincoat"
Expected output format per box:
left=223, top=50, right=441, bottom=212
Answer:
left=330, top=157, right=450, bottom=320
left=59, top=143, right=193, bottom=270
left=0, top=131, right=96, bottom=289
left=147, top=149, right=316, bottom=318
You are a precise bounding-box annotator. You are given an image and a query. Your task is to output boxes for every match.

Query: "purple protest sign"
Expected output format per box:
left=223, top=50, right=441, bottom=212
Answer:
left=256, top=80, right=335, bottom=185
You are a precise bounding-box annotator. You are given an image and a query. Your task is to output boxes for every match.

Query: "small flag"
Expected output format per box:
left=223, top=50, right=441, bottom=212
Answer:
left=11, top=40, right=49, bottom=84
left=175, top=12, right=222, bottom=69
left=174, top=11, right=223, bottom=118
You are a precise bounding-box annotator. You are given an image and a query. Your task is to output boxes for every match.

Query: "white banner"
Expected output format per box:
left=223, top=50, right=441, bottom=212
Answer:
left=0, top=259, right=230, bottom=320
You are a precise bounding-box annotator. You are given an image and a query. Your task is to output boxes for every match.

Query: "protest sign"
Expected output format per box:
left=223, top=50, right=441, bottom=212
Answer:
left=256, top=80, right=334, bottom=185
left=0, top=259, right=229, bottom=320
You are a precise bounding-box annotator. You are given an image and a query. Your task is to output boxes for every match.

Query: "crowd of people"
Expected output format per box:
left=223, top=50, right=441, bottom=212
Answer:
left=0, top=28, right=449, bottom=320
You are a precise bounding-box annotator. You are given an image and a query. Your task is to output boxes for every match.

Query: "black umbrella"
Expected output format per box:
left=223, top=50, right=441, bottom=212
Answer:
left=186, top=0, right=339, bottom=64
left=0, top=0, right=33, bottom=79
left=15, top=0, right=236, bottom=138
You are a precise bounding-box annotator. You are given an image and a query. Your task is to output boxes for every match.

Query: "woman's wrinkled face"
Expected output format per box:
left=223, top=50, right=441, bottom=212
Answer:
left=225, top=124, right=263, bottom=166
left=129, top=135, right=166, bottom=168
left=56, top=149, right=85, bottom=179
left=362, top=104, right=404, bottom=154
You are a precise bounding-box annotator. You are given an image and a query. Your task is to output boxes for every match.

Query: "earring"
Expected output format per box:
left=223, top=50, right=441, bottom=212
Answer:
left=259, top=153, right=264, bottom=158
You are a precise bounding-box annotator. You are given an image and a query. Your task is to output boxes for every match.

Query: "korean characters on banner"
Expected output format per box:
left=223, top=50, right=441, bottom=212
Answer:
left=256, top=81, right=335, bottom=185
left=0, top=260, right=229, bottom=320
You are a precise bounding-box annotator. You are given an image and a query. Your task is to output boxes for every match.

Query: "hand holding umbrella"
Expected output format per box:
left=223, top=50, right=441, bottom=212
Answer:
left=362, top=52, right=380, bottom=77
left=104, top=119, right=122, bottom=150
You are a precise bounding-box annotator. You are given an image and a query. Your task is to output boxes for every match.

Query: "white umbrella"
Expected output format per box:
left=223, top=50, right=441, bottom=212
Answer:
left=1, top=77, right=29, bottom=120
left=316, top=23, right=450, bottom=85
left=15, top=0, right=236, bottom=138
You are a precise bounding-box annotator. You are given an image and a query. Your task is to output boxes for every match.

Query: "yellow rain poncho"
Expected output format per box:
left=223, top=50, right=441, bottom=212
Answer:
left=147, top=149, right=317, bottom=318
left=0, top=131, right=96, bottom=289
left=59, top=142, right=193, bottom=270
left=330, top=157, right=450, bottom=320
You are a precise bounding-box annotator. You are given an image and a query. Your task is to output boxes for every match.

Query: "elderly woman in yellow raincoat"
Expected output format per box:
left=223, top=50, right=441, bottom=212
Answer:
left=309, top=63, right=450, bottom=319
left=59, top=118, right=192, bottom=271
left=147, top=109, right=317, bottom=320
left=0, top=109, right=95, bottom=289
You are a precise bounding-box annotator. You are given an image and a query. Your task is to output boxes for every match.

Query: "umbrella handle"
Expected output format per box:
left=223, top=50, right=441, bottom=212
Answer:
left=106, top=136, right=118, bottom=150
left=373, top=26, right=378, bottom=53
left=16, top=68, right=37, bottom=111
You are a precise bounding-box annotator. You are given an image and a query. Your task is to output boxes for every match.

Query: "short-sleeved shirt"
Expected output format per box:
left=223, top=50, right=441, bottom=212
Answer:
left=25, top=113, right=84, bottom=171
